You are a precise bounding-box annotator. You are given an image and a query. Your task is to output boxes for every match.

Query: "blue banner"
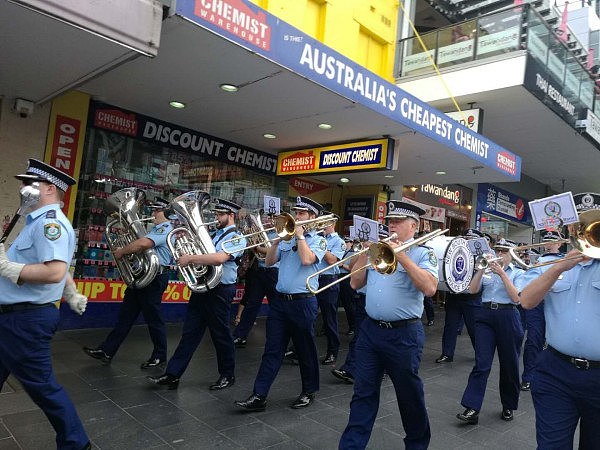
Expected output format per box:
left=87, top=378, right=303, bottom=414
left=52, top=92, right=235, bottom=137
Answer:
left=476, top=183, right=531, bottom=224
left=177, top=0, right=521, bottom=180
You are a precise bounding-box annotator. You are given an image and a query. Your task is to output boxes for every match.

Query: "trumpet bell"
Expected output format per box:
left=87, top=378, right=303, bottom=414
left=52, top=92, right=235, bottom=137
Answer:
left=274, top=212, right=296, bottom=241
left=368, top=243, right=397, bottom=274
left=571, top=209, right=600, bottom=258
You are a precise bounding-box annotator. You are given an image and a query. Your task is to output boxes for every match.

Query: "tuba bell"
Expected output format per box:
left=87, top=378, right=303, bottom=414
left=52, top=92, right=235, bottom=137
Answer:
left=167, top=191, right=222, bottom=293
left=105, top=187, right=160, bottom=289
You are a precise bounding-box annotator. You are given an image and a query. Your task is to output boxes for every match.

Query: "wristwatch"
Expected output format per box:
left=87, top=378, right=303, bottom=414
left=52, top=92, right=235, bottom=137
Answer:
left=297, top=235, right=306, bottom=240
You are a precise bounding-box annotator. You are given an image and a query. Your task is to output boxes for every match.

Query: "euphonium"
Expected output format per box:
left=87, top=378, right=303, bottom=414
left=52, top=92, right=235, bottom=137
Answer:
left=105, top=187, right=160, bottom=289
left=242, top=213, right=272, bottom=261
left=167, top=191, right=222, bottom=293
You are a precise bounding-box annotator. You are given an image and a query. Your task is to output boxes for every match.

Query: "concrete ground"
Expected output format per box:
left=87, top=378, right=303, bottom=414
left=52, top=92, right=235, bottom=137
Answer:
left=0, top=308, right=552, bottom=449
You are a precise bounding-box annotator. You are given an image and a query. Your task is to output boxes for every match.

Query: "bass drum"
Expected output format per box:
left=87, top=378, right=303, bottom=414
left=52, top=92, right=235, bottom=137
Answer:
left=427, top=236, right=474, bottom=293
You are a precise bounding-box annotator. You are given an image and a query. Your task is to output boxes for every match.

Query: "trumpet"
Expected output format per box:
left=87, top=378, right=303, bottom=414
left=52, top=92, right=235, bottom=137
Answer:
left=509, top=209, right=600, bottom=269
left=306, top=228, right=448, bottom=295
left=222, top=212, right=337, bottom=254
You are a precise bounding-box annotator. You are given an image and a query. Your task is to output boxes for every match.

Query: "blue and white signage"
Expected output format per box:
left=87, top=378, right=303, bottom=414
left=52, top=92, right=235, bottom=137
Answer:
left=177, top=0, right=521, bottom=180
left=476, top=183, right=530, bottom=224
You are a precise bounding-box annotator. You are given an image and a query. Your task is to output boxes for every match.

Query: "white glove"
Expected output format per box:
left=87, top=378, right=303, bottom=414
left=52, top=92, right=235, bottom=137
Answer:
left=0, top=243, right=25, bottom=284
left=63, top=282, right=87, bottom=315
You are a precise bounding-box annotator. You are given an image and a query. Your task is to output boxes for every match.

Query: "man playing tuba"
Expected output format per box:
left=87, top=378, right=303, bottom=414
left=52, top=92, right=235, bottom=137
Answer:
left=83, top=197, right=174, bottom=369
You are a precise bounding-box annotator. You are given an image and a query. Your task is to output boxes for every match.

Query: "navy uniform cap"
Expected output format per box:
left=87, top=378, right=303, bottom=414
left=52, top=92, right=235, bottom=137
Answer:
left=385, top=200, right=425, bottom=221
left=463, top=228, right=484, bottom=239
left=572, top=192, right=600, bottom=211
left=292, top=196, right=323, bottom=215
left=213, top=198, right=242, bottom=214
left=15, top=158, right=76, bottom=191
left=494, top=238, right=517, bottom=249
left=541, top=230, right=564, bottom=241
left=148, top=197, right=170, bottom=210
left=378, top=223, right=389, bottom=238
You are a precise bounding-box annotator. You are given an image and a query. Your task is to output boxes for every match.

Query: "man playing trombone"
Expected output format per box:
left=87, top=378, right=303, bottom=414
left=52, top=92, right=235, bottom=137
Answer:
left=339, top=200, right=439, bottom=450
left=519, top=192, right=600, bottom=449
left=235, top=196, right=327, bottom=411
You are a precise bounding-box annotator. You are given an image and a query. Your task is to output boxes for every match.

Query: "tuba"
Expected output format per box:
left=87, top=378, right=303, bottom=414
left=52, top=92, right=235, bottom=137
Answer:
left=105, top=187, right=160, bottom=289
left=167, top=191, right=222, bottom=293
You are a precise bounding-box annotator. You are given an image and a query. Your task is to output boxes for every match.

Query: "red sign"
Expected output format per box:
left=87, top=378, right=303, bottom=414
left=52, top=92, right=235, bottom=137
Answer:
left=94, top=108, right=138, bottom=136
left=376, top=200, right=386, bottom=223
left=279, top=151, right=317, bottom=173
left=48, top=115, right=80, bottom=214
left=515, top=198, right=525, bottom=220
left=496, top=151, right=517, bottom=176
left=194, top=0, right=271, bottom=50
left=289, top=177, right=329, bottom=195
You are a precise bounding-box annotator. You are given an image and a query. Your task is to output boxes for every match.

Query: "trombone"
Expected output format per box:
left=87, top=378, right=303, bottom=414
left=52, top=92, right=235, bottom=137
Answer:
left=509, top=209, right=600, bottom=269
left=221, top=212, right=337, bottom=254
left=306, top=228, right=448, bottom=295
left=474, top=254, right=504, bottom=271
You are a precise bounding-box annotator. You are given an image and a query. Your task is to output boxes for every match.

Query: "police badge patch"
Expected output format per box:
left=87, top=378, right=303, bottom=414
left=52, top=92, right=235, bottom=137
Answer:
left=44, top=223, right=61, bottom=240
left=428, top=251, right=438, bottom=266
left=319, top=239, right=327, bottom=251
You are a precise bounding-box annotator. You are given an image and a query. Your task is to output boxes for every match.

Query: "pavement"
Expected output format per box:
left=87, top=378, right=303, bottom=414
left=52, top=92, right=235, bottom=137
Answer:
left=0, top=308, right=553, bottom=449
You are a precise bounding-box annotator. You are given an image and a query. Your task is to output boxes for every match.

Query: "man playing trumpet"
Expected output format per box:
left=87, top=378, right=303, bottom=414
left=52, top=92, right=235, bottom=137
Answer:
left=339, top=200, right=439, bottom=449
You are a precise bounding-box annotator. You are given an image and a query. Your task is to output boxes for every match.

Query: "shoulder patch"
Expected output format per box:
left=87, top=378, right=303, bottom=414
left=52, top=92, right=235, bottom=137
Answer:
left=45, top=210, right=57, bottom=219
left=319, top=239, right=327, bottom=251
left=428, top=250, right=438, bottom=266
left=156, top=227, right=166, bottom=234
left=44, top=222, right=62, bottom=241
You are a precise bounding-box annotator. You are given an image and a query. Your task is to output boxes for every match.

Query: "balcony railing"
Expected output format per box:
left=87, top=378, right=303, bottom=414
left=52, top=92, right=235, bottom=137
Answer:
left=396, top=3, right=598, bottom=119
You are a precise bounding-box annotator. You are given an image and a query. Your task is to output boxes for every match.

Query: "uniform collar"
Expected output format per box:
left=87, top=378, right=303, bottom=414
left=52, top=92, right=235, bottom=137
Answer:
left=216, top=224, right=236, bottom=235
left=26, top=203, right=60, bottom=222
left=326, top=232, right=338, bottom=239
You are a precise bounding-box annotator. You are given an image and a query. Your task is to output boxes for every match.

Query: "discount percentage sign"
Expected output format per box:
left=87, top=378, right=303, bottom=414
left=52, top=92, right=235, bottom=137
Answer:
left=164, top=284, right=180, bottom=301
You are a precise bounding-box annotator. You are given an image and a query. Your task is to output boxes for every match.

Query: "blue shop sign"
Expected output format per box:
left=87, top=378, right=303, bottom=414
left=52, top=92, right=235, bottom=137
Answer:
left=476, top=183, right=531, bottom=224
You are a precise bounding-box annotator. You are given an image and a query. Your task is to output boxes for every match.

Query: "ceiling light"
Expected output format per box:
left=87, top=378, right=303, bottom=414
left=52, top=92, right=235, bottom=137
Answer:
left=318, top=123, right=332, bottom=130
left=220, top=83, right=239, bottom=92
left=169, top=100, right=186, bottom=109
left=263, top=133, right=277, bottom=139
left=384, top=175, right=394, bottom=178
left=340, top=177, right=350, bottom=183
left=436, top=171, right=446, bottom=175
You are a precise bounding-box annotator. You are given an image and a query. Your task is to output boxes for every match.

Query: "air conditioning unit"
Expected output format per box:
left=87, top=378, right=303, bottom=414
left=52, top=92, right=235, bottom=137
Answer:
left=575, top=119, right=588, bottom=129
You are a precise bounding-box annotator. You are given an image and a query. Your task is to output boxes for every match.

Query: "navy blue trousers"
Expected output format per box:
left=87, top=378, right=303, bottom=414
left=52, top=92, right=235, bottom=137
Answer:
left=253, top=293, right=319, bottom=396
left=461, top=306, right=524, bottom=411
left=316, top=275, right=340, bottom=357
left=340, top=319, right=430, bottom=450
left=423, top=296, right=434, bottom=322
left=166, top=284, right=236, bottom=378
left=233, top=267, right=277, bottom=339
left=0, top=305, right=88, bottom=449
left=518, top=302, right=545, bottom=383
left=532, top=349, right=600, bottom=449
left=441, top=293, right=479, bottom=358
left=100, top=273, right=168, bottom=360
left=339, top=293, right=366, bottom=376
left=338, top=276, right=356, bottom=332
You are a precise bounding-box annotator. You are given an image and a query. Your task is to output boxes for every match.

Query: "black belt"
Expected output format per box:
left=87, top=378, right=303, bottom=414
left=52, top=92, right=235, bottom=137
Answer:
left=278, top=292, right=314, bottom=301
left=548, top=346, right=600, bottom=370
left=369, top=317, right=420, bottom=329
left=481, top=302, right=516, bottom=310
left=0, top=302, right=54, bottom=314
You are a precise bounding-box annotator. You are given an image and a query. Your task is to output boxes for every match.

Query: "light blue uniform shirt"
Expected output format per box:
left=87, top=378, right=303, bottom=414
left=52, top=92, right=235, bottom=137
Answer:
left=527, top=258, right=600, bottom=360
left=318, top=232, right=346, bottom=275
left=257, top=230, right=279, bottom=269
left=365, top=242, right=439, bottom=321
left=480, top=263, right=523, bottom=304
left=274, top=231, right=327, bottom=294
left=0, top=204, right=74, bottom=305
left=215, top=225, right=246, bottom=285
left=514, top=253, right=562, bottom=291
left=339, top=247, right=354, bottom=274
left=146, top=220, right=174, bottom=266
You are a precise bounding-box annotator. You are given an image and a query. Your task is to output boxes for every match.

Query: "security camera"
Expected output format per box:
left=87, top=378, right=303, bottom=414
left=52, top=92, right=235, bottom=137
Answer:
left=13, top=98, right=34, bottom=118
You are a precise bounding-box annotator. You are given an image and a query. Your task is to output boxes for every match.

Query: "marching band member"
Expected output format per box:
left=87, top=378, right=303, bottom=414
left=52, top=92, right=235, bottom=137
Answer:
left=457, top=238, right=524, bottom=425
left=148, top=198, right=245, bottom=390
left=332, top=224, right=389, bottom=385
left=516, top=230, right=563, bottom=392
left=83, top=197, right=173, bottom=368
left=339, top=201, right=438, bottom=449
left=316, top=212, right=345, bottom=365
left=337, top=237, right=358, bottom=336
left=0, top=159, right=90, bottom=450
left=519, top=193, right=600, bottom=449
left=235, top=196, right=327, bottom=411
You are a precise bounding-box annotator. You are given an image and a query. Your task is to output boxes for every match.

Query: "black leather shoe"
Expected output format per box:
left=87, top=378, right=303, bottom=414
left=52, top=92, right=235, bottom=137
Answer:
left=456, top=408, right=479, bottom=424
left=321, top=354, right=337, bottom=365
left=147, top=373, right=180, bottom=390
left=140, top=358, right=165, bottom=369
left=435, top=355, right=453, bottom=363
left=427, top=320, right=435, bottom=326
left=284, top=350, right=299, bottom=365
left=233, top=337, right=247, bottom=348
left=83, top=347, right=112, bottom=364
left=331, top=368, right=354, bottom=384
left=345, top=330, right=355, bottom=336
left=520, top=381, right=531, bottom=391
left=235, top=393, right=267, bottom=411
left=501, top=408, right=513, bottom=421
left=210, top=375, right=235, bottom=390
left=290, top=392, right=315, bottom=409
